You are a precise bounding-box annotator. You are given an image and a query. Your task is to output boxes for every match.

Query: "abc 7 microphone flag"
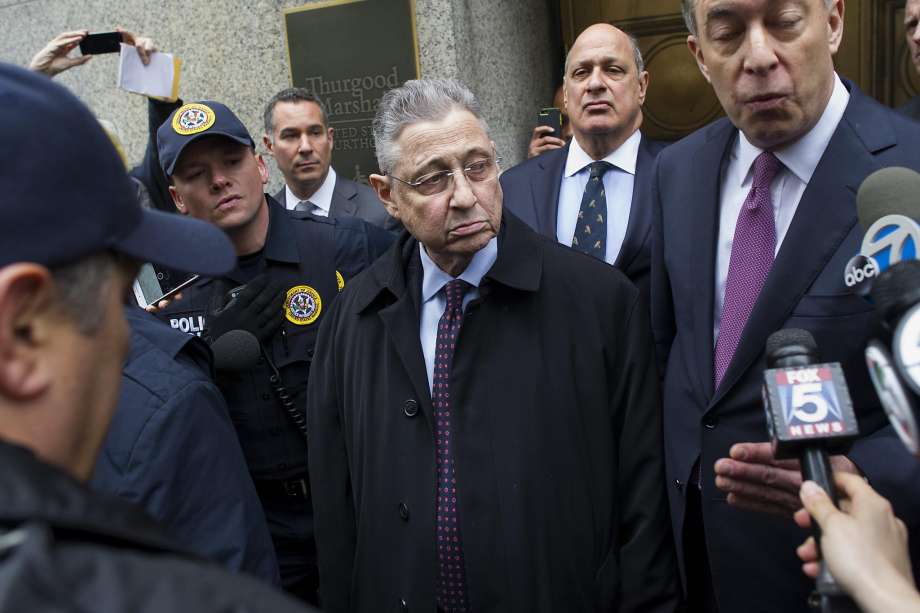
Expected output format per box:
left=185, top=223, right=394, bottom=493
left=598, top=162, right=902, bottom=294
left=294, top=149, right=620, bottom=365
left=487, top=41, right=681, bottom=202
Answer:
left=845, top=167, right=920, bottom=297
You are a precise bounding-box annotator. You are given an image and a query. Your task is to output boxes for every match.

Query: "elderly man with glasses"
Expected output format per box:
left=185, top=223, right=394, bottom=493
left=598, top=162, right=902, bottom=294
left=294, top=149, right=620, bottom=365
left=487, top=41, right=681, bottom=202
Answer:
left=306, top=78, right=680, bottom=613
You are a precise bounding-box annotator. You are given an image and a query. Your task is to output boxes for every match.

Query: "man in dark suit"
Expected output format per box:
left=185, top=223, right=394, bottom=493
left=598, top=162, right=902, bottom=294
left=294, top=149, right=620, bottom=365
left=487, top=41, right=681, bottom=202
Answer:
left=262, top=87, right=394, bottom=229
left=501, top=23, right=664, bottom=297
left=308, top=77, right=680, bottom=613
left=653, top=0, right=920, bottom=610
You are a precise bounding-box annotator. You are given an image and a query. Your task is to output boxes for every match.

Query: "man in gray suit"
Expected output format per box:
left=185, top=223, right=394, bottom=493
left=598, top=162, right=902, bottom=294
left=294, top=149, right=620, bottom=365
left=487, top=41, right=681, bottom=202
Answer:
left=263, top=88, right=395, bottom=229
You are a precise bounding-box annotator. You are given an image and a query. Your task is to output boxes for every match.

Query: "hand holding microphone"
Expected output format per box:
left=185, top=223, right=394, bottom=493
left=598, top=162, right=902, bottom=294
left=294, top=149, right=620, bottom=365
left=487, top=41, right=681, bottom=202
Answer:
left=793, top=473, right=919, bottom=613
left=760, top=329, right=862, bottom=611
left=207, top=273, right=285, bottom=344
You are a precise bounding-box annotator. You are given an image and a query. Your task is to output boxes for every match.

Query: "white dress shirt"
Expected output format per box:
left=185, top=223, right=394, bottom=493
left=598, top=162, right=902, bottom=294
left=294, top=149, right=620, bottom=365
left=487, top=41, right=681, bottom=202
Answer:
left=557, top=130, right=641, bottom=264
left=283, top=166, right=337, bottom=216
left=713, top=74, right=850, bottom=343
left=418, top=238, right=498, bottom=393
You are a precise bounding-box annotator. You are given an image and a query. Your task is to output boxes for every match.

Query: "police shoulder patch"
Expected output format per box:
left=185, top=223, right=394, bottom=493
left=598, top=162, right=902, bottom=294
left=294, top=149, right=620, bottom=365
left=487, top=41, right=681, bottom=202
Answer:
left=172, top=103, right=216, bottom=135
left=285, top=285, right=321, bottom=325
left=336, top=270, right=345, bottom=292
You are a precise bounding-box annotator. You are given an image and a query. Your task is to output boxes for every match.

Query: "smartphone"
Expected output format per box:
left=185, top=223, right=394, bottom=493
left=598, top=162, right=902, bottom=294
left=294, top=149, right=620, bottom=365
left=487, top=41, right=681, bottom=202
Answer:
left=131, top=263, right=198, bottom=308
left=537, top=107, right=563, bottom=135
left=79, top=32, right=124, bottom=56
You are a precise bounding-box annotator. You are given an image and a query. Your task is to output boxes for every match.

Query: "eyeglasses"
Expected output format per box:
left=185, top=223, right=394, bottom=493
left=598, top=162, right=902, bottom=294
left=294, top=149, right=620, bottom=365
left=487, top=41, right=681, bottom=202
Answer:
left=388, top=156, right=502, bottom=196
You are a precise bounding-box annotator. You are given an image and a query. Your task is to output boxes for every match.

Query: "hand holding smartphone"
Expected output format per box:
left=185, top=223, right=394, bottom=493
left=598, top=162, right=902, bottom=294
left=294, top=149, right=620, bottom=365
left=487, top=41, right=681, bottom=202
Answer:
left=79, top=32, right=124, bottom=56
left=537, top=107, right=563, bottom=136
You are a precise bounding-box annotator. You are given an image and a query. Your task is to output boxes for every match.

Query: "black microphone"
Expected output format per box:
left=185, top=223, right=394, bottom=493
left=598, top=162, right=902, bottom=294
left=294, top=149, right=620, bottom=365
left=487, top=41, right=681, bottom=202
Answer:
left=865, top=260, right=920, bottom=456
left=844, top=167, right=920, bottom=297
left=211, top=329, right=261, bottom=372
left=763, top=329, right=860, bottom=612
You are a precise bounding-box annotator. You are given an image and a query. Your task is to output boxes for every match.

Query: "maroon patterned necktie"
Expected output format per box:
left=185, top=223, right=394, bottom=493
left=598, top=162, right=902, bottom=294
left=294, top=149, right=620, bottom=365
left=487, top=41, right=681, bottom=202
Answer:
left=714, top=151, right=782, bottom=387
left=433, top=279, right=471, bottom=612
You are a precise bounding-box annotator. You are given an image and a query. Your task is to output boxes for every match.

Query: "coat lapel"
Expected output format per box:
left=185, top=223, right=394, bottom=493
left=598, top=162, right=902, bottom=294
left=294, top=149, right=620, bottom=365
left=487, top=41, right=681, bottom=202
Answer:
left=710, top=86, right=892, bottom=406
left=330, top=176, right=358, bottom=218
left=687, top=122, right=736, bottom=402
left=614, top=134, right=655, bottom=270
left=370, top=240, right=436, bottom=434
left=530, top=146, right=567, bottom=237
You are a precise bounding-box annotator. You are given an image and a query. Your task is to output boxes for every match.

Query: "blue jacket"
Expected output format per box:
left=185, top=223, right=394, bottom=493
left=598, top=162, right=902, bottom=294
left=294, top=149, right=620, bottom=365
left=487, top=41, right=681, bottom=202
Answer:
left=91, top=307, right=280, bottom=584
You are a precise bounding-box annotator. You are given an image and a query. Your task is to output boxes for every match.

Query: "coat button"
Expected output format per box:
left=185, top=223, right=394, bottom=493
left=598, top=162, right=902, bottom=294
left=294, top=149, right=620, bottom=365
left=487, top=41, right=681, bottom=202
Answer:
left=398, top=502, right=410, bottom=521
left=399, top=599, right=408, bottom=611
left=403, top=399, right=418, bottom=417
left=703, top=417, right=718, bottom=429
left=674, top=479, right=683, bottom=491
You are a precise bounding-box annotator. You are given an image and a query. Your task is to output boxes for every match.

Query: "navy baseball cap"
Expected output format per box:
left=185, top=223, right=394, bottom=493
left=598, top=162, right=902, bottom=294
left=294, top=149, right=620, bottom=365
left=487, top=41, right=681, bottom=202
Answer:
left=0, top=63, right=234, bottom=276
left=157, top=100, right=255, bottom=176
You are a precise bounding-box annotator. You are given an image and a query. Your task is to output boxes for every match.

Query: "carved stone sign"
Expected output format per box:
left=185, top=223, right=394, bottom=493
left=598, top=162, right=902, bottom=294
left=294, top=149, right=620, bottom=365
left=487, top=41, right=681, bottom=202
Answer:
left=284, top=0, right=420, bottom=183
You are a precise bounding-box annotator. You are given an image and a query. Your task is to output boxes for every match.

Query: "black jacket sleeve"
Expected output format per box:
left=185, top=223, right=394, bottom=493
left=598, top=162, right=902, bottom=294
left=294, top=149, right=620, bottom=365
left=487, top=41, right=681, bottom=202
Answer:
left=129, top=98, right=182, bottom=213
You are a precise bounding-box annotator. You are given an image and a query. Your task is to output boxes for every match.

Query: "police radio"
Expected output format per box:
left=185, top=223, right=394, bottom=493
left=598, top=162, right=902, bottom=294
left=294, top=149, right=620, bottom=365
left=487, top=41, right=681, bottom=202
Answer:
left=864, top=260, right=920, bottom=456
left=844, top=167, right=920, bottom=298
left=763, top=329, right=860, bottom=612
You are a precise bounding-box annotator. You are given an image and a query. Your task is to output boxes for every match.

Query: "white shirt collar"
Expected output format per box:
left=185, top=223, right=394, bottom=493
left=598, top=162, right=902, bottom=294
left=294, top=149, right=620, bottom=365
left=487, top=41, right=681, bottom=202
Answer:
left=285, top=166, right=337, bottom=213
left=563, top=129, right=642, bottom=178
left=419, top=237, right=498, bottom=303
left=735, top=73, right=849, bottom=186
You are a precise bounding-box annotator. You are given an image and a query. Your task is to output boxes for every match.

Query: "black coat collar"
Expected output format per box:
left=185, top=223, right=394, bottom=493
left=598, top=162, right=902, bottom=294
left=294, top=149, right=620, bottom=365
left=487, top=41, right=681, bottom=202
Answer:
left=354, top=210, right=542, bottom=314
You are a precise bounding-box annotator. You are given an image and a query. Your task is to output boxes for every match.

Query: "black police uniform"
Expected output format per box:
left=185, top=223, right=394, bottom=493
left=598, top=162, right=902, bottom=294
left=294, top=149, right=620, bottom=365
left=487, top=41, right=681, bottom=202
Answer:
left=158, top=195, right=393, bottom=603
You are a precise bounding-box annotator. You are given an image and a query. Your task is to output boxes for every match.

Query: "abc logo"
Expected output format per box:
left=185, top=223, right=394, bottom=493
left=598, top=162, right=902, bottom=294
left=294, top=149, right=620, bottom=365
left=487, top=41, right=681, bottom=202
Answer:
left=844, top=254, right=879, bottom=291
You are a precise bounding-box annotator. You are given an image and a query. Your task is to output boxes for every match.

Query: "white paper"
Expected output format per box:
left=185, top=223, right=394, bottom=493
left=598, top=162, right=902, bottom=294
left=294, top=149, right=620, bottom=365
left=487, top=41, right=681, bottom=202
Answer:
left=117, top=43, right=177, bottom=99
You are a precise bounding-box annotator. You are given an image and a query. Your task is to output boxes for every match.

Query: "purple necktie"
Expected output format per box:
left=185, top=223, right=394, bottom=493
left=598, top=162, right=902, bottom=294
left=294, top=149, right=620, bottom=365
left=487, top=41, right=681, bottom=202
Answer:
left=714, top=151, right=782, bottom=388
left=434, top=279, right=471, bottom=612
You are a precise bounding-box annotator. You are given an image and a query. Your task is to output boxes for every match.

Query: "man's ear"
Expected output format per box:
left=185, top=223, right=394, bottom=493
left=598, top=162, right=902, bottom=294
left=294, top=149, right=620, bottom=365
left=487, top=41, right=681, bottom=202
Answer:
left=0, top=264, right=55, bottom=401
left=328, top=126, right=335, bottom=151
left=168, top=185, right=188, bottom=215
left=369, top=173, right=400, bottom=219
left=262, top=134, right=275, bottom=156
left=687, top=35, right=712, bottom=83
left=637, top=70, right=650, bottom=105
left=256, top=153, right=269, bottom=186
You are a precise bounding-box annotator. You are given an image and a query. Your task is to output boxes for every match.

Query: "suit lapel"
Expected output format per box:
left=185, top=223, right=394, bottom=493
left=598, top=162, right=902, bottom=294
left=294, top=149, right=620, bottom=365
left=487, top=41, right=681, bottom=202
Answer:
left=710, top=88, right=891, bottom=405
left=614, top=135, right=654, bottom=270
left=689, top=123, right=736, bottom=402
left=330, top=176, right=358, bottom=218
left=530, top=146, right=567, bottom=238
left=376, top=248, right=436, bottom=434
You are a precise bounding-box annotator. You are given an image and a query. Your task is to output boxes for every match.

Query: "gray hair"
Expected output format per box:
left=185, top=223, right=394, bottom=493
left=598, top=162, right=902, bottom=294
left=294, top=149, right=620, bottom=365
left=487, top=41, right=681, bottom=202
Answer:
left=682, top=0, right=836, bottom=37
left=263, top=87, right=330, bottom=139
left=51, top=252, right=118, bottom=334
left=372, top=78, right=490, bottom=174
left=564, top=30, right=646, bottom=76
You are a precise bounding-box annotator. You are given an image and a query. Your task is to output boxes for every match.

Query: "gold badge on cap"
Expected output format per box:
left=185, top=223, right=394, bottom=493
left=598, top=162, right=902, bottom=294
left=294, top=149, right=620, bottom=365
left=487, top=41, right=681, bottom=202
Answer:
left=284, top=285, right=321, bottom=325
left=336, top=270, right=345, bottom=292
left=172, top=103, right=216, bottom=135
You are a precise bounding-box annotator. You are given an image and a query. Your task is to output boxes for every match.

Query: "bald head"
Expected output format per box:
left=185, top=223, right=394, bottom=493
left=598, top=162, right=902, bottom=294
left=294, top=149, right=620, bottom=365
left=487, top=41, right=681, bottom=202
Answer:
left=562, top=23, right=649, bottom=160
left=565, top=24, right=644, bottom=76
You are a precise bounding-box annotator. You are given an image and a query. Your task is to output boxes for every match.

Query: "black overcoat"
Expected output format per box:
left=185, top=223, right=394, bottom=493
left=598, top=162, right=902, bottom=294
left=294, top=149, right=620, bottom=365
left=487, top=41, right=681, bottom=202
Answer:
left=307, top=211, right=680, bottom=612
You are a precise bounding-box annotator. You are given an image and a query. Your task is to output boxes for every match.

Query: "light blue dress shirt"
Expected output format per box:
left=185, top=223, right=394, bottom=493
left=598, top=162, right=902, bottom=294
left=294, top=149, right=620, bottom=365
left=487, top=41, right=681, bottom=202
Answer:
left=418, top=237, right=498, bottom=392
left=556, top=130, right=641, bottom=264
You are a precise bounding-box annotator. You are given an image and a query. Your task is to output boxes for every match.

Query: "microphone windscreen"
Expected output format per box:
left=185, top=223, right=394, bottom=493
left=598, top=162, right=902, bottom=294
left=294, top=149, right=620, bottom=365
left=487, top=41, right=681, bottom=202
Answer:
left=766, top=328, right=818, bottom=358
left=871, top=260, right=920, bottom=321
left=211, top=329, right=261, bottom=371
left=856, top=167, right=920, bottom=228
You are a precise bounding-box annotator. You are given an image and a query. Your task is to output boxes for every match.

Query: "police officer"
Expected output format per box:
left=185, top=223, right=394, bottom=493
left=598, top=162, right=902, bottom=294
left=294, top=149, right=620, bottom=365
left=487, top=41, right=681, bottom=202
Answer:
left=154, top=100, right=392, bottom=604
left=0, top=62, right=314, bottom=613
